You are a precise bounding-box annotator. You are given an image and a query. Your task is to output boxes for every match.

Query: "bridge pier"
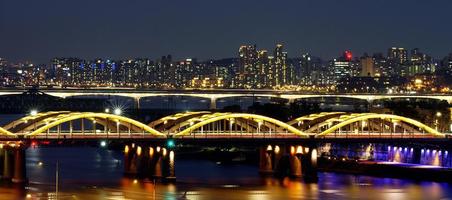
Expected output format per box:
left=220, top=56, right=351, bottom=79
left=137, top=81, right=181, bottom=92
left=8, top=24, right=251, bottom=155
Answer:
left=152, top=147, right=163, bottom=178
left=124, top=144, right=136, bottom=175
left=1, top=147, right=14, bottom=181
left=12, top=147, right=27, bottom=183
left=302, top=144, right=318, bottom=182
left=123, top=144, right=176, bottom=182
left=412, top=147, right=422, bottom=164
left=0, top=148, right=4, bottom=179
left=288, top=144, right=318, bottom=181
left=259, top=145, right=274, bottom=175
left=258, top=145, right=283, bottom=175
left=0, top=145, right=27, bottom=184
left=289, top=146, right=303, bottom=177
left=134, top=146, right=144, bottom=177
left=0, top=148, right=14, bottom=180
left=124, top=145, right=130, bottom=174
left=162, top=150, right=176, bottom=182
left=210, top=98, right=217, bottom=110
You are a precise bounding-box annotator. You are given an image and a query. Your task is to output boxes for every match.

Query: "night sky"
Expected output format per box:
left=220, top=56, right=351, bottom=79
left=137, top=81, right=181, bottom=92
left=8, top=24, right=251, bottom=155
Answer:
left=1, top=0, right=451, bottom=64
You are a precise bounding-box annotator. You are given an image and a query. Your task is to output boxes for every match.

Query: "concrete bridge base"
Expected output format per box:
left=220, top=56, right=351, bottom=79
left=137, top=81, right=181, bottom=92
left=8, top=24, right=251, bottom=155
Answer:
left=259, top=144, right=318, bottom=182
left=123, top=144, right=176, bottom=182
left=0, top=146, right=27, bottom=184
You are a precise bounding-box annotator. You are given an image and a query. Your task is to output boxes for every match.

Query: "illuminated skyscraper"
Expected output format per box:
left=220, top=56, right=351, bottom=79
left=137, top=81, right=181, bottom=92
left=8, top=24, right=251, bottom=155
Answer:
left=257, top=50, right=270, bottom=88
left=408, top=48, right=434, bottom=75
left=388, top=47, right=408, bottom=76
left=273, top=44, right=288, bottom=86
left=52, top=58, right=84, bottom=86
left=330, top=51, right=353, bottom=82
left=238, top=45, right=258, bottom=88
left=388, top=47, right=408, bottom=64
left=372, top=53, right=389, bottom=77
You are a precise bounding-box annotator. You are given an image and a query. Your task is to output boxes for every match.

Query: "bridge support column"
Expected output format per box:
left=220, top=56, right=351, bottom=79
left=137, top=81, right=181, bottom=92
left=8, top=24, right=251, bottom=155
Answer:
left=289, top=146, right=303, bottom=177
left=144, top=147, right=155, bottom=178
left=12, top=147, right=27, bottom=183
left=302, top=144, right=318, bottom=182
left=124, top=144, right=136, bottom=175
left=259, top=145, right=274, bottom=175
left=134, top=146, right=144, bottom=177
left=2, top=148, right=14, bottom=181
left=153, top=147, right=163, bottom=178
left=210, top=98, right=217, bottom=110
left=135, top=97, right=141, bottom=110
left=124, top=145, right=130, bottom=174
left=412, top=147, right=422, bottom=164
left=163, top=150, right=176, bottom=182
left=0, top=148, right=4, bottom=179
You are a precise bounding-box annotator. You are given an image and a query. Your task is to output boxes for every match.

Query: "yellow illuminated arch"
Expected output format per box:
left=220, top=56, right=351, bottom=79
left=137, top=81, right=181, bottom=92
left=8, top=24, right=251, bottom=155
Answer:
left=287, top=112, right=346, bottom=126
left=174, top=113, right=308, bottom=137
left=0, top=127, right=17, bottom=138
left=2, top=111, right=70, bottom=131
left=148, top=111, right=211, bottom=128
left=316, top=113, right=444, bottom=137
left=25, top=112, right=165, bottom=137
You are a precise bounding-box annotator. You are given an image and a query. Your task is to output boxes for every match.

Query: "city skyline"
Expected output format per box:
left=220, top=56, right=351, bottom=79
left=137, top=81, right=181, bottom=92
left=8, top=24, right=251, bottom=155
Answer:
left=1, top=45, right=451, bottom=65
left=1, top=1, right=452, bottom=63
left=1, top=43, right=451, bottom=94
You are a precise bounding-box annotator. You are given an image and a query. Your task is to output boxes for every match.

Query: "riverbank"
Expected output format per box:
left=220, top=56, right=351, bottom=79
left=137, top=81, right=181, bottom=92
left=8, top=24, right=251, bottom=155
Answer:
left=318, top=158, right=452, bottom=182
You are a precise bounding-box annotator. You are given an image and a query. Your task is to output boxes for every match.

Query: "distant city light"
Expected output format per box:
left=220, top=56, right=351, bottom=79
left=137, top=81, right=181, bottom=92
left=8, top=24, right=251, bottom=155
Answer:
left=100, top=141, right=107, bottom=147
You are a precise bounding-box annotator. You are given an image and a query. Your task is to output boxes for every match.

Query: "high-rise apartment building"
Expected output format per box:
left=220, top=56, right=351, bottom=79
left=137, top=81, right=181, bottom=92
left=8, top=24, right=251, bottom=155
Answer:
left=238, top=45, right=259, bottom=88
left=388, top=47, right=408, bottom=76
left=360, top=56, right=375, bottom=77
left=331, top=51, right=353, bottom=82
left=273, top=44, right=289, bottom=86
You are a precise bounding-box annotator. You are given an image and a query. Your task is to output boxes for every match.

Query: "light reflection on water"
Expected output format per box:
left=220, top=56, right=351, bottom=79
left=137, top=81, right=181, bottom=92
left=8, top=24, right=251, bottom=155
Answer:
left=0, top=147, right=451, bottom=200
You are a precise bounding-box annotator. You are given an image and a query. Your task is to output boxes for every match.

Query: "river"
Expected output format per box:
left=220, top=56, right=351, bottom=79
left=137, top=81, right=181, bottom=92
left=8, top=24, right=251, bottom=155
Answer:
left=0, top=147, right=451, bottom=200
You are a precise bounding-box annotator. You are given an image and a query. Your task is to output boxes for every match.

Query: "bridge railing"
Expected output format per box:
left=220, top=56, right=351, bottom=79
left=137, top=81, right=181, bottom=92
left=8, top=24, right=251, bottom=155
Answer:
left=20, top=131, right=163, bottom=139
left=175, top=131, right=304, bottom=139
left=315, top=132, right=439, bottom=139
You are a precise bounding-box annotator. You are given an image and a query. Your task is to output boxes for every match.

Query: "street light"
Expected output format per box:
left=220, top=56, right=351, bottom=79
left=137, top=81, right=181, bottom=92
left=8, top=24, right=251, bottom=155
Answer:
left=435, top=112, right=442, bottom=131
left=105, top=108, right=110, bottom=113
left=436, top=112, right=442, bottom=117
left=114, top=108, right=122, bottom=115
left=30, top=110, right=38, bottom=116
left=100, top=140, right=107, bottom=147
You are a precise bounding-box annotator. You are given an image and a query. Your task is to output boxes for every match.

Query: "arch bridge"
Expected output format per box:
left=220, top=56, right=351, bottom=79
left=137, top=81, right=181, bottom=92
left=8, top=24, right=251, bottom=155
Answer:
left=0, top=111, right=445, bottom=140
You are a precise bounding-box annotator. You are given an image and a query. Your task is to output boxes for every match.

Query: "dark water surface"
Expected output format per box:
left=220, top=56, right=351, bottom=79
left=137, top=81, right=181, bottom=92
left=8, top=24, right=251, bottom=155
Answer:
left=1, top=147, right=452, bottom=200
